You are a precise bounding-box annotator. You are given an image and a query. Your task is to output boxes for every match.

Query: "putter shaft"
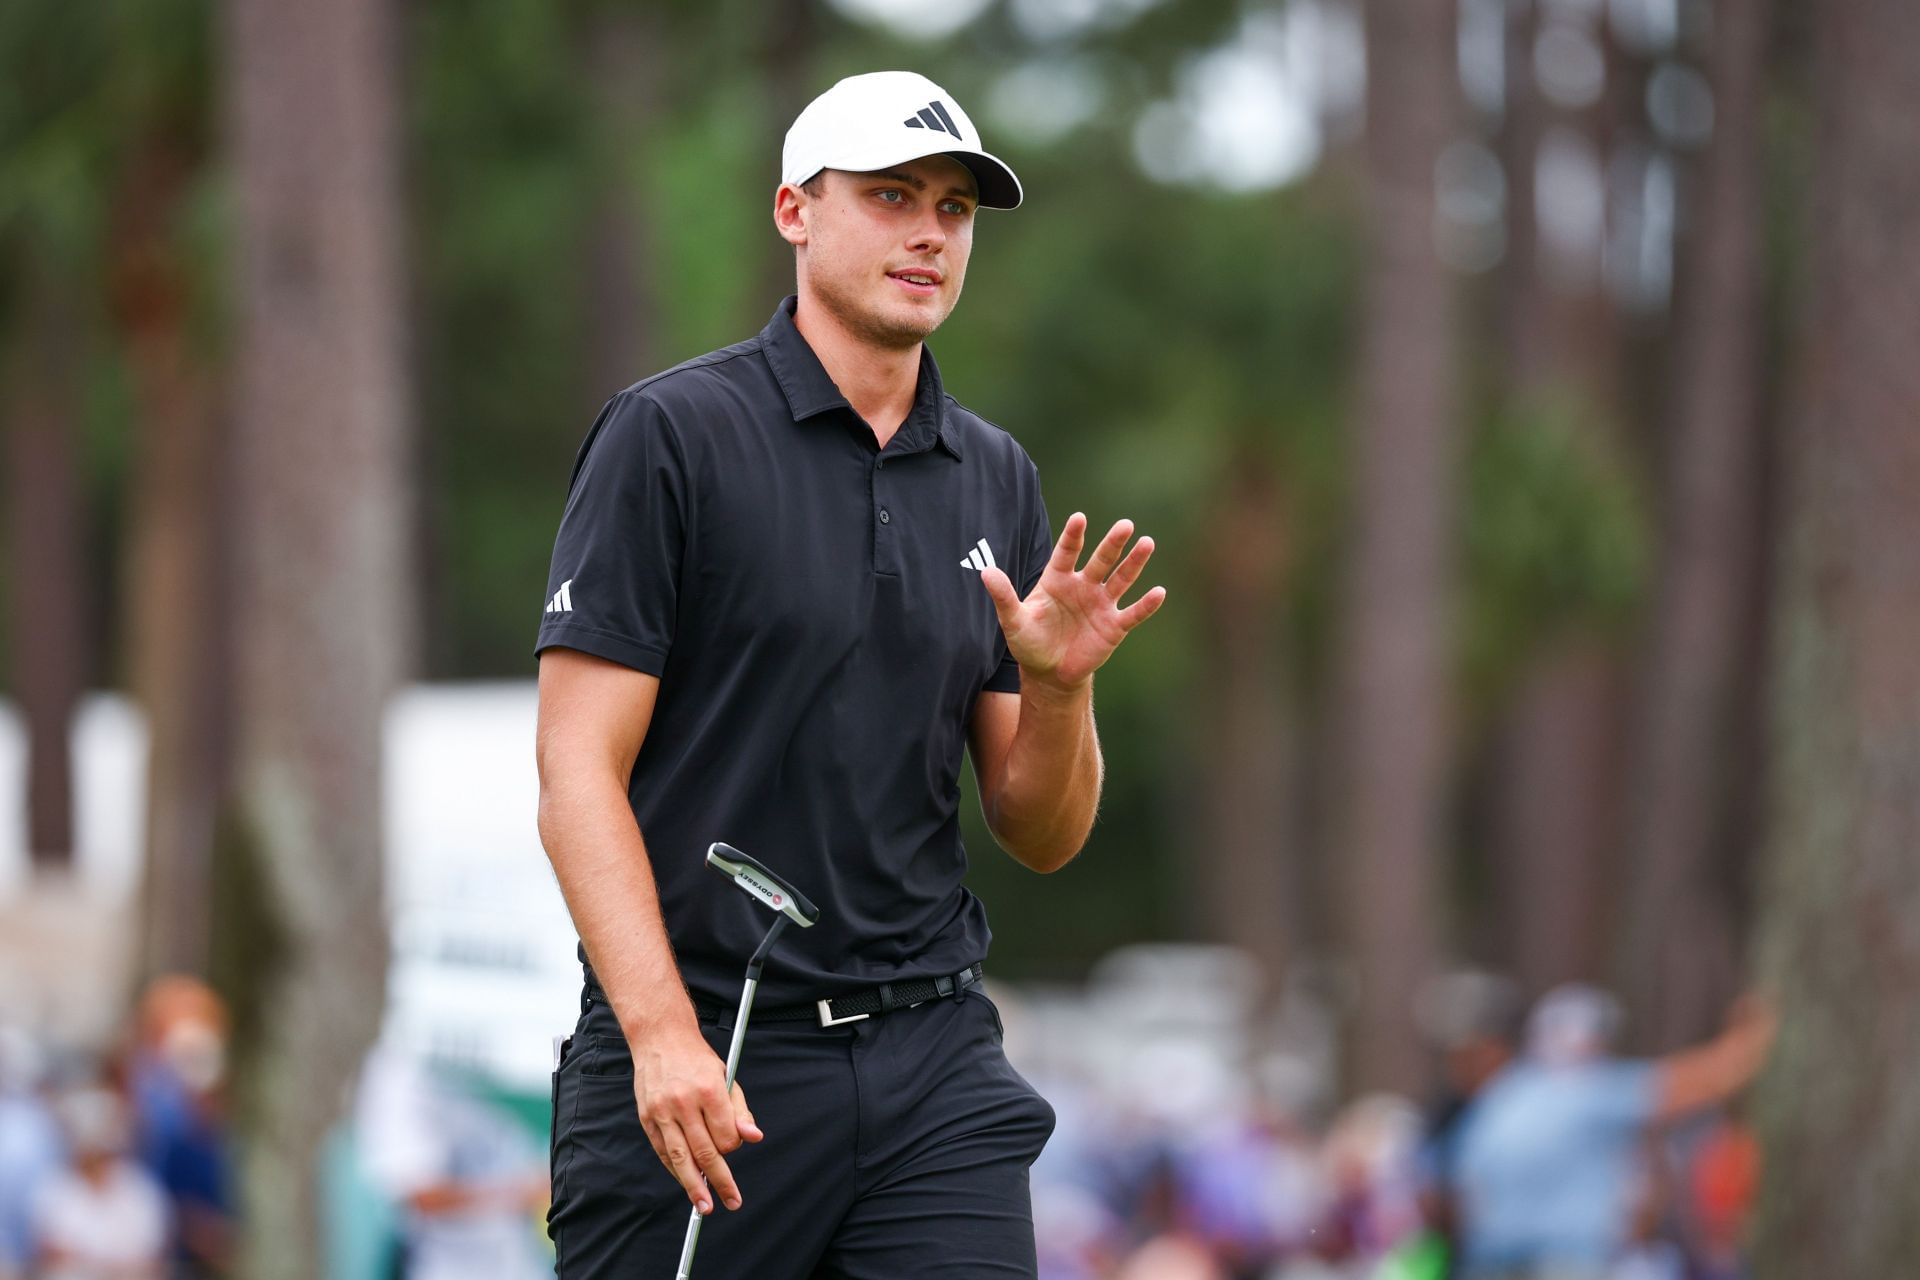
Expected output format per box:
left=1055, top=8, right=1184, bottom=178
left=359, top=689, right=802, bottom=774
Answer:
left=675, top=913, right=787, bottom=1278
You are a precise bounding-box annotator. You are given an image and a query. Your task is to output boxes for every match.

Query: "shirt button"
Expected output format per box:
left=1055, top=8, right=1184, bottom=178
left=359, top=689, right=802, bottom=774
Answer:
left=878, top=508, right=891, bottom=525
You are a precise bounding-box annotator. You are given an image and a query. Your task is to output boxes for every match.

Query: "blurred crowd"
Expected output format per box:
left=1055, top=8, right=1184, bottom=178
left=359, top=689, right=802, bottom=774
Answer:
left=1017, top=963, right=1775, bottom=1280
left=0, top=977, right=232, bottom=1280
left=0, top=959, right=1774, bottom=1280
left=0, top=977, right=553, bottom=1280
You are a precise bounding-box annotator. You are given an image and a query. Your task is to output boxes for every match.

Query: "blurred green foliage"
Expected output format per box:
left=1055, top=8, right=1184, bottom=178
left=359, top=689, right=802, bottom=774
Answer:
left=0, top=0, right=1659, bottom=978
left=1460, top=396, right=1651, bottom=710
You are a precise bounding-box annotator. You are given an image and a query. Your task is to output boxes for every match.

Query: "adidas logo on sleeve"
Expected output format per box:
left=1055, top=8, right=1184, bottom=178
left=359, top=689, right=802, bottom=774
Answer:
left=544, top=579, right=574, bottom=613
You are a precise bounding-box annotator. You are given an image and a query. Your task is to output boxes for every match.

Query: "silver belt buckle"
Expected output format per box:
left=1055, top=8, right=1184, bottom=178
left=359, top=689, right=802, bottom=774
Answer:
left=817, top=998, right=869, bottom=1027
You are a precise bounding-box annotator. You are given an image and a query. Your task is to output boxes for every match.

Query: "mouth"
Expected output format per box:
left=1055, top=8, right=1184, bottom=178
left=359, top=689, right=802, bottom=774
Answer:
left=887, top=269, right=942, bottom=297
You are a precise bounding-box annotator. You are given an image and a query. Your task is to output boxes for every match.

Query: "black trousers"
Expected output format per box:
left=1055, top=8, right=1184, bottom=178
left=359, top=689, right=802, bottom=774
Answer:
left=547, top=980, right=1057, bottom=1277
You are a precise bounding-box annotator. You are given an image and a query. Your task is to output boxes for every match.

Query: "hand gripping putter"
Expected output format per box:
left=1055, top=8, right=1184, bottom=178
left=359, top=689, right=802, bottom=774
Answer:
left=676, top=842, right=819, bottom=1279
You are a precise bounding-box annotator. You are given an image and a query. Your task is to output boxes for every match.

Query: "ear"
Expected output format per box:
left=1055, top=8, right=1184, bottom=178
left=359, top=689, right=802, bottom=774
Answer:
left=774, top=183, right=809, bottom=248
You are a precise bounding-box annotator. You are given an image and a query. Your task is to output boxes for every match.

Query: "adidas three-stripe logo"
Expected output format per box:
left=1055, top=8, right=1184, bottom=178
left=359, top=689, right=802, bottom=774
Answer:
left=903, top=99, right=964, bottom=140
left=960, top=539, right=997, bottom=573
left=544, top=579, right=574, bottom=613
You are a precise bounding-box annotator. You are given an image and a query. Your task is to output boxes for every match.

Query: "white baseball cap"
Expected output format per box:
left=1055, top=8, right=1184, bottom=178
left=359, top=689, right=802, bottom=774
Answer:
left=782, top=71, right=1023, bottom=210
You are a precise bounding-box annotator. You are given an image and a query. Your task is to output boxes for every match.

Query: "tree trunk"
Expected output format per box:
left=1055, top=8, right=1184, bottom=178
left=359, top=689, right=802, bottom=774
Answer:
left=581, top=2, right=665, bottom=397
left=1192, top=448, right=1299, bottom=1002
left=1494, top=642, right=1622, bottom=991
left=1751, top=0, right=1920, bottom=1271
left=220, top=0, right=412, bottom=1271
left=1487, top=0, right=1633, bottom=994
left=1337, top=0, right=1459, bottom=1093
left=2, top=255, right=90, bottom=872
left=111, top=133, right=232, bottom=983
left=757, top=0, right=820, bottom=311
left=1614, top=0, right=1769, bottom=1051
left=1497, top=0, right=1626, bottom=412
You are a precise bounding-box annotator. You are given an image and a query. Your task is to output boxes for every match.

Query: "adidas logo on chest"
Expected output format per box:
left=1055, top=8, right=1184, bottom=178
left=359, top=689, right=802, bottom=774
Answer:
left=958, top=539, right=997, bottom=573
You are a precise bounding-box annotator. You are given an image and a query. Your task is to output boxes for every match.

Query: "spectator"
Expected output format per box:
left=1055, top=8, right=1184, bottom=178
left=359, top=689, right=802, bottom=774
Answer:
left=30, top=1086, right=170, bottom=1280
left=123, top=977, right=232, bottom=1277
left=1113, top=1232, right=1225, bottom=1280
left=1318, top=1093, right=1425, bottom=1263
left=353, top=1037, right=550, bottom=1280
left=1415, top=971, right=1524, bottom=1278
left=1172, top=1101, right=1328, bottom=1276
left=1029, top=1070, right=1129, bottom=1280
left=0, top=1026, right=63, bottom=1280
left=1450, top=987, right=1775, bottom=1280
left=1683, top=1112, right=1760, bottom=1280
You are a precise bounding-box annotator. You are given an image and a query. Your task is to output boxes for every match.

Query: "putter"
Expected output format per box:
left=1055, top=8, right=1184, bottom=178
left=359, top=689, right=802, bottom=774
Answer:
left=676, top=841, right=819, bottom=1280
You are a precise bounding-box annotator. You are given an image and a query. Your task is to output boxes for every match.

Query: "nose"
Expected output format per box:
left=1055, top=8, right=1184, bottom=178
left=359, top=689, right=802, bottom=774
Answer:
left=906, top=205, right=946, bottom=255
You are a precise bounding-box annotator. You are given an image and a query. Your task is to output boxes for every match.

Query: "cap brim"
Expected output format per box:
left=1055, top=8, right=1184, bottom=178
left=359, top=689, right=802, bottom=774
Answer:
left=818, top=142, right=1023, bottom=210
left=947, top=151, right=1022, bottom=210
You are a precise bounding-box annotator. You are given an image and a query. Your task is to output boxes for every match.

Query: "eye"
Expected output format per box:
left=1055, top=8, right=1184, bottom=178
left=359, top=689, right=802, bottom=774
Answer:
left=877, top=189, right=905, bottom=204
left=942, top=200, right=972, bottom=216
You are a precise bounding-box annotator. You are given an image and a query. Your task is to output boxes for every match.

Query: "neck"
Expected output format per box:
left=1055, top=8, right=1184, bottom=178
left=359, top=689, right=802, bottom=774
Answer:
left=791, top=292, right=922, bottom=448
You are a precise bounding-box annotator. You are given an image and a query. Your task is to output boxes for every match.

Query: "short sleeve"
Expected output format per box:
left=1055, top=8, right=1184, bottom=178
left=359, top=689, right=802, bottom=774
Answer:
left=1579, top=1060, right=1659, bottom=1131
left=983, top=463, right=1052, bottom=694
left=534, top=391, right=688, bottom=675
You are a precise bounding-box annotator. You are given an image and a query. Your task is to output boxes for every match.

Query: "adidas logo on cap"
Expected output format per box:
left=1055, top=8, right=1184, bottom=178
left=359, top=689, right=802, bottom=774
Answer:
left=902, top=99, right=964, bottom=139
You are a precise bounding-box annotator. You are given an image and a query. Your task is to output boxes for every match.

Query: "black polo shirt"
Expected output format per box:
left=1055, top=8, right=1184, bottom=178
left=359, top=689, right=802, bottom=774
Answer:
left=535, top=295, right=1052, bottom=1010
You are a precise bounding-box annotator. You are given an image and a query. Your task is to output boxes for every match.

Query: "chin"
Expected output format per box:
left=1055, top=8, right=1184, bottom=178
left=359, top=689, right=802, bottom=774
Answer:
left=855, top=296, right=946, bottom=348
left=885, top=309, right=943, bottom=344
left=883, top=290, right=957, bottom=336
left=810, top=268, right=955, bottom=347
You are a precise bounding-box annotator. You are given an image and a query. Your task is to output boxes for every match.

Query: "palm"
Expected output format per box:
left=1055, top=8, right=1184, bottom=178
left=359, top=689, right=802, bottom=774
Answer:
left=983, top=513, right=1166, bottom=689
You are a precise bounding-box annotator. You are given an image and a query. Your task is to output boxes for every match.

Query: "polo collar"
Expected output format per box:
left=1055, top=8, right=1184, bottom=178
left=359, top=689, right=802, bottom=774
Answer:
left=760, top=295, right=963, bottom=460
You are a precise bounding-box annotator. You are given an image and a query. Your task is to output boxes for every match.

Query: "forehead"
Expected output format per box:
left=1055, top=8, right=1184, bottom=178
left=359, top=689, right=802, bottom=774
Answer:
left=843, top=154, right=978, bottom=199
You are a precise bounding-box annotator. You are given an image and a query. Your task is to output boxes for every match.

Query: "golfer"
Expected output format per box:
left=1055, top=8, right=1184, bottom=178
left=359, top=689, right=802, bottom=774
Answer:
left=534, top=69, right=1165, bottom=1276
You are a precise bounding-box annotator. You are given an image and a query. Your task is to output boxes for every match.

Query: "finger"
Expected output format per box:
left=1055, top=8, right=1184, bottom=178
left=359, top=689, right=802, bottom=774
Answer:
left=731, top=1082, right=763, bottom=1143
left=679, top=1108, right=743, bottom=1212
left=1116, top=585, right=1167, bottom=632
left=978, top=565, right=1022, bottom=630
left=683, top=1105, right=741, bottom=1212
left=646, top=1116, right=714, bottom=1215
left=1103, top=535, right=1154, bottom=599
left=1046, top=512, right=1088, bottom=575
left=1081, top=519, right=1135, bottom=581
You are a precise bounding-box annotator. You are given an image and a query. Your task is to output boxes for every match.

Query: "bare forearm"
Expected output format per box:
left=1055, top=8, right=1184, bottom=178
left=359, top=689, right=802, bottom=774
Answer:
left=1655, top=1020, right=1772, bottom=1120
left=537, top=764, right=699, bottom=1044
left=987, top=677, right=1103, bottom=873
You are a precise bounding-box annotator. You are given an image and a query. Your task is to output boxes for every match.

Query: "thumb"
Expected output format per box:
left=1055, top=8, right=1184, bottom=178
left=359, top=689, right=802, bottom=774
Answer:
left=732, top=1083, right=763, bottom=1140
left=978, top=566, right=1022, bottom=631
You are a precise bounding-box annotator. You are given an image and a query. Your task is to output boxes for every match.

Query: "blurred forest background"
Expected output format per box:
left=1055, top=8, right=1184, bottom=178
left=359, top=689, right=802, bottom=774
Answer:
left=1, top=0, right=1916, bottom=1274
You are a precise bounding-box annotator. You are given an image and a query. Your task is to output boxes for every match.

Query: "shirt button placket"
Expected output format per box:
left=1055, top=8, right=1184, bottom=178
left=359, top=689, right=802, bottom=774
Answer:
left=872, top=456, right=899, bottom=576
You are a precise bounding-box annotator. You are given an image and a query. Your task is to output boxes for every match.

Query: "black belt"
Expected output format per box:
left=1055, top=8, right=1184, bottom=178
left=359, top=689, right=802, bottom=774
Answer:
left=713, top=962, right=983, bottom=1027
left=587, top=962, right=986, bottom=1029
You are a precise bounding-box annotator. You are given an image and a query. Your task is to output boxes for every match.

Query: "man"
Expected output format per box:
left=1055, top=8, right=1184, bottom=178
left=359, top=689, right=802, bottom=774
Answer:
left=534, top=70, right=1166, bottom=1277
left=0, top=1026, right=63, bottom=1280
left=1413, top=970, right=1524, bottom=1279
left=1450, top=985, right=1776, bottom=1280
left=30, top=1087, right=169, bottom=1280
left=354, top=1036, right=551, bottom=1280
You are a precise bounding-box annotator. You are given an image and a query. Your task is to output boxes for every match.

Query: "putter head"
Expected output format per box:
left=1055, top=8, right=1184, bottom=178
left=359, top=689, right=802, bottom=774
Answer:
left=706, top=843, right=819, bottom=927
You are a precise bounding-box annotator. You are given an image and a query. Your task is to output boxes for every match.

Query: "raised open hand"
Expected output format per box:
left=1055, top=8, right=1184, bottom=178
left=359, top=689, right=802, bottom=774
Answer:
left=978, top=512, right=1166, bottom=691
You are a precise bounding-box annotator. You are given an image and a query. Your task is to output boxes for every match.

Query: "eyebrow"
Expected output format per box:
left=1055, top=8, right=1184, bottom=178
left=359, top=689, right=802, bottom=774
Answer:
left=874, top=170, right=978, bottom=202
